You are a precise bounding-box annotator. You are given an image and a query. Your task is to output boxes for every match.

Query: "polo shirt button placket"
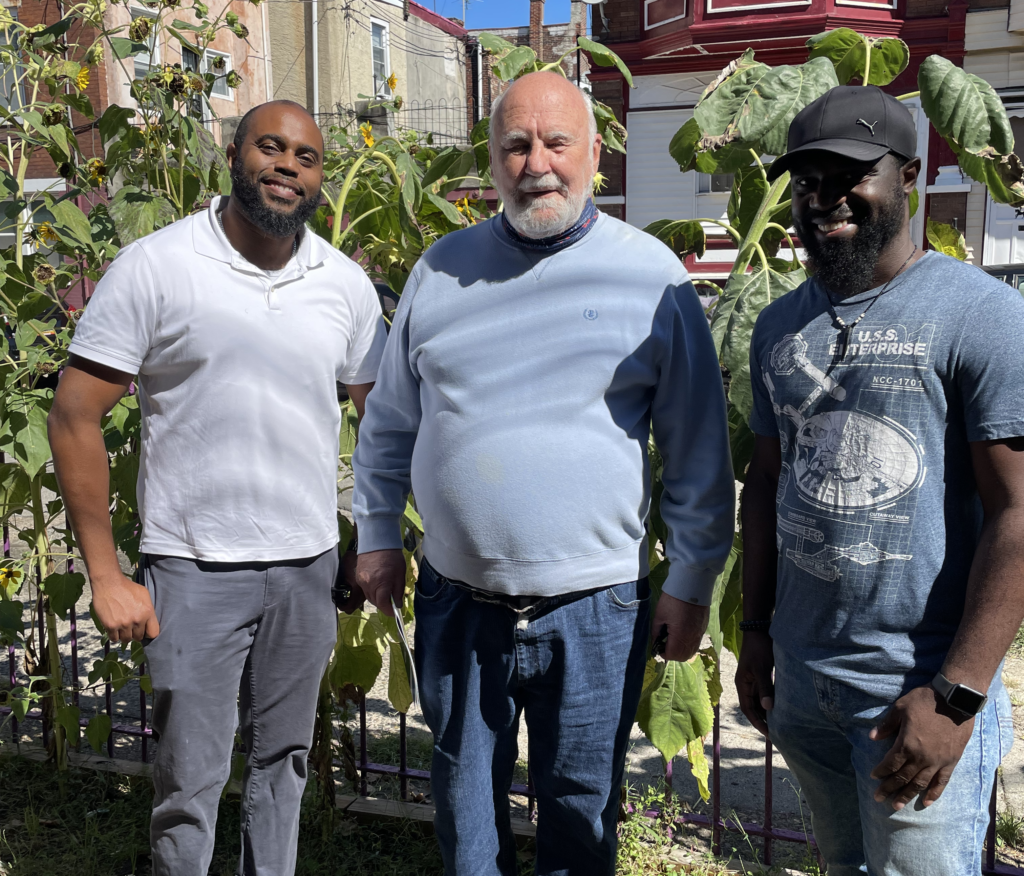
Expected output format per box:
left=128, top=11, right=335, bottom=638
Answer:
left=263, top=278, right=280, bottom=312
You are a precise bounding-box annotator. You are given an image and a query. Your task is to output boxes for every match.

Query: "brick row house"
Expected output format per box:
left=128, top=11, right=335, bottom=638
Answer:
left=586, top=0, right=1023, bottom=282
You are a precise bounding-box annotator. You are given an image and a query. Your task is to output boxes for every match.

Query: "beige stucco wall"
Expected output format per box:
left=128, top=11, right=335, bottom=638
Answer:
left=269, top=0, right=466, bottom=138
left=102, top=0, right=270, bottom=145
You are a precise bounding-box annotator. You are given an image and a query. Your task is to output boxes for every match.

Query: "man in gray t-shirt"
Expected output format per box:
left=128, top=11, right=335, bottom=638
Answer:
left=737, top=86, right=1024, bottom=875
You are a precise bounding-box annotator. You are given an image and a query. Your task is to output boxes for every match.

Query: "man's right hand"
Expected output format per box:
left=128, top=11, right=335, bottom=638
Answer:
left=91, top=573, right=159, bottom=645
left=355, top=549, right=407, bottom=617
left=735, top=631, right=775, bottom=738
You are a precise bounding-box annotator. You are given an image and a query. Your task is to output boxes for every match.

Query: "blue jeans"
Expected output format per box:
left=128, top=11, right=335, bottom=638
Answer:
left=768, top=646, right=1014, bottom=876
left=413, top=558, right=651, bottom=876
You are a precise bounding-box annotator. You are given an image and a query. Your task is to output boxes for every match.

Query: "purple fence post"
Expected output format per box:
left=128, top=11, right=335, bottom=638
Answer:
left=988, top=778, right=998, bottom=873
left=3, top=492, right=14, bottom=744
left=712, top=704, right=721, bottom=856
left=36, top=584, right=48, bottom=748
left=139, top=662, right=148, bottom=762
left=68, top=559, right=79, bottom=718
left=104, top=640, right=114, bottom=757
left=359, top=692, right=368, bottom=796
left=763, top=736, right=773, bottom=865
left=399, top=711, right=408, bottom=801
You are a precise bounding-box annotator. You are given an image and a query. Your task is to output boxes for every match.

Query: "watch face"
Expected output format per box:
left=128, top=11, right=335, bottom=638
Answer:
left=948, top=684, right=987, bottom=716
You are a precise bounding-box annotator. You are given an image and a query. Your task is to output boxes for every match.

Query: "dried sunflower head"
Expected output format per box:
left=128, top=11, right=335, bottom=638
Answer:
left=33, top=263, right=57, bottom=284
left=128, top=16, right=151, bottom=41
left=86, top=157, right=108, bottom=183
left=225, top=70, right=242, bottom=89
left=232, top=22, right=249, bottom=39
left=42, top=105, right=65, bottom=126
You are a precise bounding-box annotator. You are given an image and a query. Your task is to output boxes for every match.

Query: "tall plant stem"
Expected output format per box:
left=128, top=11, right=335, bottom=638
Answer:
left=863, top=41, right=872, bottom=85
left=31, top=473, right=66, bottom=769
left=331, top=147, right=401, bottom=249
left=897, top=91, right=920, bottom=101
left=734, top=170, right=791, bottom=276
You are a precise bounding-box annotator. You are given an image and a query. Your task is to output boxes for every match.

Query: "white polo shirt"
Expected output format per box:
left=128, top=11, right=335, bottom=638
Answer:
left=69, top=196, right=387, bottom=562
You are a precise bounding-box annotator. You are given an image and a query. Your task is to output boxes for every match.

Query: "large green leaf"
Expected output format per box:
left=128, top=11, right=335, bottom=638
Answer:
left=492, top=46, right=538, bottom=81
left=728, top=404, right=756, bottom=485
left=56, top=704, right=81, bottom=746
left=643, top=219, right=707, bottom=259
left=6, top=402, right=51, bottom=479
left=470, top=117, right=490, bottom=179
left=926, top=218, right=968, bottom=261
left=331, top=612, right=385, bottom=693
left=42, top=571, right=85, bottom=619
left=578, top=37, right=633, bottom=88
left=806, top=28, right=909, bottom=87
left=49, top=197, right=94, bottom=248
left=695, top=142, right=755, bottom=174
left=97, top=104, right=136, bottom=146
left=0, top=599, right=23, bottom=643
left=920, top=55, right=1013, bottom=157
left=0, top=462, right=30, bottom=522
left=592, top=100, right=627, bottom=154
left=719, top=264, right=807, bottom=421
left=706, top=533, right=742, bottom=655
left=387, top=641, right=413, bottom=714
left=109, top=37, right=152, bottom=59
left=85, top=713, right=112, bottom=754
left=477, top=32, right=517, bottom=55
left=108, top=186, right=178, bottom=245
left=636, top=657, right=715, bottom=764
left=758, top=58, right=839, bottom=156
left=687, top=737, right=711, bottom=802
left=694, top=50, right=801, bottom=150
left=950, top=139, right=1024, bottom=206
left=422, top=146, right=476, bottom=195
left=669, top=118, right=701, bottom=172
left=727, top=164, right=769, bottom=240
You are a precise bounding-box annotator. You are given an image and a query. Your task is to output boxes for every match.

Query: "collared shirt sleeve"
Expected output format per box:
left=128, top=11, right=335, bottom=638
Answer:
left=338, top=271, right=387, bottom=385
left=956, top=279, right=1024, bottom=442
left=653, top=277, right=736, bottom=606
left=67, top=242, right=156, bottom=374
left=350, top=265, right=425, bottom=553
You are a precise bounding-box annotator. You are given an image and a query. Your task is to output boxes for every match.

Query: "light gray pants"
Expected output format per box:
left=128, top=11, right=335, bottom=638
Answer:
left=140, top=550, right=339, bottom=876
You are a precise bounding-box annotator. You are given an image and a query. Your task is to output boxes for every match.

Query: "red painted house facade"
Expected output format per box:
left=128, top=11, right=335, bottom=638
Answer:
left=587, top=0, right=1008, bottom=280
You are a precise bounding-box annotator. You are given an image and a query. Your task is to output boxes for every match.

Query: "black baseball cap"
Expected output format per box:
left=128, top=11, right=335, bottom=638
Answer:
left=767, top=85, right=917, bottom=181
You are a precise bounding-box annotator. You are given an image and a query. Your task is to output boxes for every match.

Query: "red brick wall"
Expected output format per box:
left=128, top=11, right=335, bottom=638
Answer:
left=529, top=0, right=545, bottom=59
left=594, top=0, right=641, bottom=44
left=18, top=0, right=112, bottom=180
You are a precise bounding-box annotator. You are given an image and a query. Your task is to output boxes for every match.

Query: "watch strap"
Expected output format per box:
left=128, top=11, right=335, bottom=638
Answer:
left=931, top=672, right=988, bottom=717
left=739, top=619, right=772, bottom=633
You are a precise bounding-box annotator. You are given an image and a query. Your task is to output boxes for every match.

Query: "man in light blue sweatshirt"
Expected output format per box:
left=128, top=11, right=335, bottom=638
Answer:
left=351, top=71, right=735, bottom=876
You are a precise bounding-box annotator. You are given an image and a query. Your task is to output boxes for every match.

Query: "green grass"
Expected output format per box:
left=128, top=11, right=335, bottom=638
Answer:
left=998, top=806, right=1024, bottom=851
left=0, top=753, right=822, bottom=876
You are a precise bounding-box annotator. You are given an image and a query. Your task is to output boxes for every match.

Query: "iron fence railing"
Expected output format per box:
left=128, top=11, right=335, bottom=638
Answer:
left=1, top=497, right=1022, bottom=873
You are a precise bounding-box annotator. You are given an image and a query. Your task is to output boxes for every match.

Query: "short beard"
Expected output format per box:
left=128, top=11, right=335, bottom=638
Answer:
left=797, top=179, right=906, bottom=298
left=229, top=163, right=322, bottom=238
left=499, top=173, right=588, bottom=239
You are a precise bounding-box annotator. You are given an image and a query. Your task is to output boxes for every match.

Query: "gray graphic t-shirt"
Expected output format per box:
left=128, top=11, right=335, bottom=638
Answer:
left=749, top=252, right=1024, bottom=699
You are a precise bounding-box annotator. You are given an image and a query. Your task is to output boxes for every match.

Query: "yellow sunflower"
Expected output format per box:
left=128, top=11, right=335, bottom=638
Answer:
left=75, top=67, right=90, bottom=90
left=386, top=71, right=397, bottom=92
left=360, top=122, right=375, bottom=149
left=35, top=222, right=59, bottom=245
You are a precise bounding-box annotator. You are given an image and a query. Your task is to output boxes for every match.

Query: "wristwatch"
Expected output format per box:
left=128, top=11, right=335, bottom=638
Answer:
left=931, top=672, right=988, bottom=718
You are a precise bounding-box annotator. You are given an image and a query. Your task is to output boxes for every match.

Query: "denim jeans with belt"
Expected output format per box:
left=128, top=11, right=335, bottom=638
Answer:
left=413, top=558, right=651, bottom=876
left=768, top=645, right=1014, bottom=876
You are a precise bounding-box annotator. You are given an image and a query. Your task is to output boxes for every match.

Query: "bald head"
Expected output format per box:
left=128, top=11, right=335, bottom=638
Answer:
left=233, top=99, right=323, bottom=155
left=489, top=72, right=597, bottom=152
left=488, top=71, right=602, bottom=239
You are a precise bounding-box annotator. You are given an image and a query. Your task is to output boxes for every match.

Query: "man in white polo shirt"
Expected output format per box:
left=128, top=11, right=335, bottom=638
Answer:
left=48, top=101, right=386, bottom=875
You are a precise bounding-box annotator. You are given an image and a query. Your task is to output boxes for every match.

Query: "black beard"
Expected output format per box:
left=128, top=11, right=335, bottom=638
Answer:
left=796, top=182, right=906, bottom=298
left=229, top=163, right=322, bottom=238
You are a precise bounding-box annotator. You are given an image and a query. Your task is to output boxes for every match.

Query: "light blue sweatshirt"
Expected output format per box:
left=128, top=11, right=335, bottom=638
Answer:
left=351, top=212, right=735, bottom=605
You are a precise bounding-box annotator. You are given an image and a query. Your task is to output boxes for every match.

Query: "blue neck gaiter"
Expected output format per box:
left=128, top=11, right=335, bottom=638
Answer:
left=501, top=198, right=599, bottom=254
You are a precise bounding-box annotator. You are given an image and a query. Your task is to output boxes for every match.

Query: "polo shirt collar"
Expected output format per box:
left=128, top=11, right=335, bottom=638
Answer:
left=194, top=195, right=327, bottom=276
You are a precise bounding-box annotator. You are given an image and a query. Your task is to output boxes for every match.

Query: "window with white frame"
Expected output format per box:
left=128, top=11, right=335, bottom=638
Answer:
left=131, top=7, right=160, bottom=79
left=696, top=172, right=734, bottom=194
left=204, top=49, right=231, bottom=98
left=181, top=45, right=205, bottom=121
left=371, top=20, right=391, bottom=97
left=0, top=7, right=22, bottom=113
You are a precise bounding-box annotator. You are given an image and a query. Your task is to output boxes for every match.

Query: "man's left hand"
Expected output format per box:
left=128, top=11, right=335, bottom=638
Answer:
left=869, top=684, right=975, bottom=810
left=651, top=593, right=709, bottom=662
left=334, top=550, right=366, bottom=614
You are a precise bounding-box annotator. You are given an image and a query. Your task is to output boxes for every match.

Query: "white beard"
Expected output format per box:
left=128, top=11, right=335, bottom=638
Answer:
left=499, top=174, right=589, bottom=239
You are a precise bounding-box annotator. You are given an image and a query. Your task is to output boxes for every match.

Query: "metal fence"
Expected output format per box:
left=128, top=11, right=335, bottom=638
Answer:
left=393, top=99, right=469, bottom=147
left=1, top=503, right=1022, bottom=873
